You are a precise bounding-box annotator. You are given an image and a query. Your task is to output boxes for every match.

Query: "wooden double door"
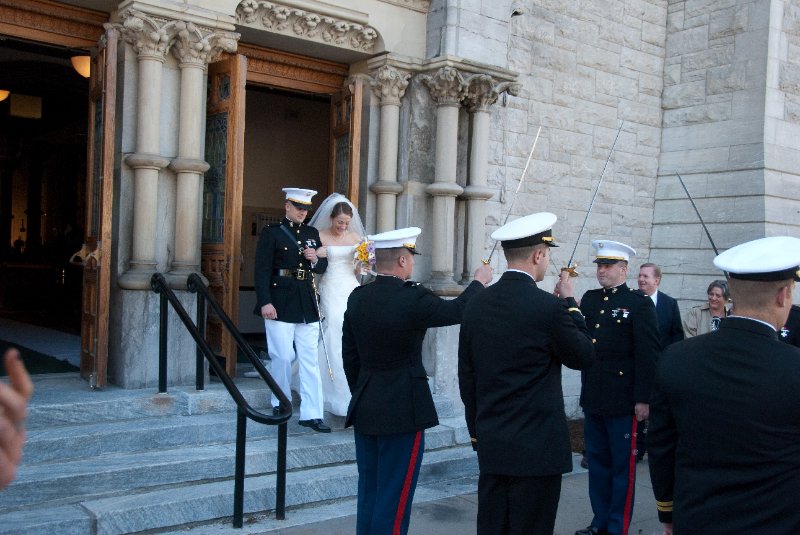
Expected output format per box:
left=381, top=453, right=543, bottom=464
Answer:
left=201, top=45, right=363, bottom=377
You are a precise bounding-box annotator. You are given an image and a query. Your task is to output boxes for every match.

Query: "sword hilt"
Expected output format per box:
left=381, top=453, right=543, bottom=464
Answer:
left=561, top=265, right=579, bottom=277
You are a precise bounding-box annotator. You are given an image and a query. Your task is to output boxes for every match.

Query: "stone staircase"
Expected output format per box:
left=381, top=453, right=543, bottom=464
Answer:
left=0, top=373, right=478, bottom=534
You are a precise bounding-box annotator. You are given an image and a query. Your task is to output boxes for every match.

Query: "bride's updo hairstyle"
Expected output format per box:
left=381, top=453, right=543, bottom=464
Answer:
left=331, top=202, right=353, bottom=219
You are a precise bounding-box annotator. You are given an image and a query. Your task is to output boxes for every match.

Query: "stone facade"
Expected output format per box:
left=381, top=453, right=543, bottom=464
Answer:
left=15, top=1, right=800, bottom=410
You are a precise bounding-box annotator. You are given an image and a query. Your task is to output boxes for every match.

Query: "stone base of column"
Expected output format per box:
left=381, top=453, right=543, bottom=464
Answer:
left=108, top=288, right=202, bottom=388
left=164, top=269, right=207, bottom=290
left=118, top=267, right=158, bottom=290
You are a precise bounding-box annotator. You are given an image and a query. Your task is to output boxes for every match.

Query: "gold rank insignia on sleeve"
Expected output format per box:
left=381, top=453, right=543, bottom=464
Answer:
left=656, top=500, right=673, bottom=512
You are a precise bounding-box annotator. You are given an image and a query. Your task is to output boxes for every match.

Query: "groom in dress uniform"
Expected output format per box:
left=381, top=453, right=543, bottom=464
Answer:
left=342, top=227, right=492, bottom=535
left=458, top=212, right=595, bottom=535
left=648, top=236, right=800, bottom=534
left=254, top=187, right=330, bottom=433
left=576, top=240, right=660, bottom=535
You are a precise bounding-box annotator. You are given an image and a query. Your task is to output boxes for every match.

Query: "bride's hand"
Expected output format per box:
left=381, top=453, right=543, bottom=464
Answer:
left=316, top=246, right=327, bottom=258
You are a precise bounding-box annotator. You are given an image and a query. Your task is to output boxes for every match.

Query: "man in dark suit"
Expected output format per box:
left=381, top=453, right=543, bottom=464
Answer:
left=638, top=263, right=684, bottom=348
left=635, top=262, right=683, bottom=462
left=254, top=187, right=330, bottom=432
left=779, top=304, right=800, bottom=346
left=342, top=227, right=492, bottom=535
left=576, top=240, right=660, bottom=535
left=458, top=212, right=595, bottom=535
left=648, top=236, right=800, bottom=534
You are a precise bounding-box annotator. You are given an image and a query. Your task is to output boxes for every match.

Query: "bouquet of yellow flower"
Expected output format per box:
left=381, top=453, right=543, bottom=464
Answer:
left=355, top=238, right=376, bottom=275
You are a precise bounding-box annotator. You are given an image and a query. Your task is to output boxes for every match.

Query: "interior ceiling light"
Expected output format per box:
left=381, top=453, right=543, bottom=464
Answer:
left=0, top=90, right=9, bottom=102
left=70, top=55, right=91, bottom=78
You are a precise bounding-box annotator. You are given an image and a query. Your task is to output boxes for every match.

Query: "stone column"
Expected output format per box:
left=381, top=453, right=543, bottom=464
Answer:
left=168, top=23, right=237, bottom=279
left=118, top=9, right=176, bottom=289
left=369, top=65, right=410, bottom=232
left=421, top=66, right=466, bottom=290
left=462, top=75, right=520, bottom=280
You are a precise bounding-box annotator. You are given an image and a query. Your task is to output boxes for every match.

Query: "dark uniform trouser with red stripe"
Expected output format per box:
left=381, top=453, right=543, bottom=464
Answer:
left=354, top=430, right=425, bottom=535
left=584, top=413, right=638, bottom=535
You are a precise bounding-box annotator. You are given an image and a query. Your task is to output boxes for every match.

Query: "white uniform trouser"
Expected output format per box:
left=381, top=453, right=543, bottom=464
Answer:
left=264, top=319, right=324, bottom=421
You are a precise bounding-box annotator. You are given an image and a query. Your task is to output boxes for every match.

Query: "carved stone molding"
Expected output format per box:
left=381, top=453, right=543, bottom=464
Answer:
left=0, top=0, right=105, bottom=48
left=370, top=65, right=411, bottom=106
left=236, top=1, right=378, bottom=53
left=463, top=74, right=521, bottom=112
left=376, top=0, right=429, bottom=14
left=172, top=21, right=239, bottom=67
left=239, top=43, right=348, bottom=93
left=118, top=9, right=180, bottom=61
left=421, top=66, right=467, bottom=106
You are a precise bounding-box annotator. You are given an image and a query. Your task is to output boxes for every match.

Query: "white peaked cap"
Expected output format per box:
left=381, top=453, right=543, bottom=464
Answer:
left=368, top=227, right=422, bottom=254
left=713, top=236, right=800, bottom=281
left=491, top=212, right=558, bottom=248
left=282, top=188, right=317, bottom=206
left=592, top=239, right=636, bottom=264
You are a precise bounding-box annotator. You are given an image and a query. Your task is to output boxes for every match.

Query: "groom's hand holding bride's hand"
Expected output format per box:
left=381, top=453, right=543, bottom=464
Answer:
left=303, top=247, right=318, bottom=263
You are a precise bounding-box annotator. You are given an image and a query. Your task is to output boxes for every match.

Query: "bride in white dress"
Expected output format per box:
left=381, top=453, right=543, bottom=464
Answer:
left=309, top=193, right=366, bottom=416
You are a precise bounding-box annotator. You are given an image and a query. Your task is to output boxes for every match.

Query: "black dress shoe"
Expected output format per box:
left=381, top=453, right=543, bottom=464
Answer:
left=575, top=527, right=607, bottom=535
left=299, top=419, right=331, bottom=433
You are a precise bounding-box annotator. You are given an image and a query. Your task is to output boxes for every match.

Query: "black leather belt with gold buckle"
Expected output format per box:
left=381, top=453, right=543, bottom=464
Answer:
left=274, top=268, right=308, bottom=280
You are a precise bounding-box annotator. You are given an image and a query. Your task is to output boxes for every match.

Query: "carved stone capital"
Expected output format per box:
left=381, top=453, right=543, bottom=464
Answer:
left=421, top=67, right=466, bottom=106
left=370, top=65, right=411, bottom=106
left=118, top=8, right=180, bottom=61
left=172, top=21, right=239, bottom=67
left=463, top=74, right=522, bottom=112
left=236, top=1, right=378, bottom=53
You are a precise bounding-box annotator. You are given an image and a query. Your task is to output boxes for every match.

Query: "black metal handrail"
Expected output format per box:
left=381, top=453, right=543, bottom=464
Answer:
left=150, top=272, right=291, bottom=528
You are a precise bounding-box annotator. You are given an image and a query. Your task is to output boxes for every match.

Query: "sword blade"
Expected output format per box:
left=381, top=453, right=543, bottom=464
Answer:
left=566, top=121, right=624, bottom=268
left=675, top=174, right=720, bottom=257
left=485, top=125, right=542, bottom=264
left=309, top=274, right=334, bottom=380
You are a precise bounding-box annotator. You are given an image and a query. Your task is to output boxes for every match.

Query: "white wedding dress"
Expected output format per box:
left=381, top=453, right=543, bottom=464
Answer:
left=317, top=244, right=359, bottom=416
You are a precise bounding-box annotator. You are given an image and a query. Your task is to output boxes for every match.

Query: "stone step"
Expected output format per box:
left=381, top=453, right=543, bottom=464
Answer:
left=23, top=412, right=280, bottom=464
left=23, top=386, right=456, bottom=463
left=26, top=378, right=456, bottom=430
left=4, top=417, right=469, bottom=510
left=25, top=381, right=275, bottom=430
left=158, top=476, right=482, bottom=535
left=0, top=441, right=478, bottom=535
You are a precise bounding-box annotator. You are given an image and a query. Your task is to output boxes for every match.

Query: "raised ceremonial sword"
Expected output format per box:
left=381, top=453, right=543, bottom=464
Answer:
left=675, top=173, right=727, bottom=279
left=483, top=125, right=542, bottom=265
left=561, top=120, right=624, bottom=277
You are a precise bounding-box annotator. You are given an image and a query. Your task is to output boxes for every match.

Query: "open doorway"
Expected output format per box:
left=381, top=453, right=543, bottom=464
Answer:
left=237, top=86, right=331, bottom=339
left=0, top=37, right=89, bottom=374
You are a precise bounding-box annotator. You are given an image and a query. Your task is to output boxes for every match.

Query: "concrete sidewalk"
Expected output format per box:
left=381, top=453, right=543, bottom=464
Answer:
left=256, top=460, right=663, bottom=535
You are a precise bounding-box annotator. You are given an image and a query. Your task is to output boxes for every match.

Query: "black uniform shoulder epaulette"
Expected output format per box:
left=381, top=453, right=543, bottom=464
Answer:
left=583, top=288, right=604, bottom=295
left=630, top=288, right=649, bottom=297
left=403, top=280, right=422, bottom=288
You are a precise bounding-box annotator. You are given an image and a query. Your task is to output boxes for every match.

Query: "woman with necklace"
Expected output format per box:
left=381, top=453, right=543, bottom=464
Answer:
left=683, top=279, right=731, bottom=337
